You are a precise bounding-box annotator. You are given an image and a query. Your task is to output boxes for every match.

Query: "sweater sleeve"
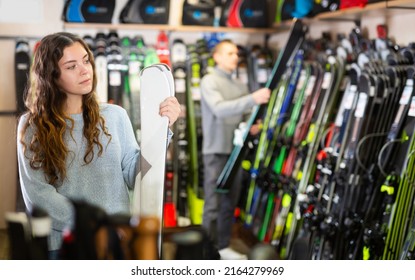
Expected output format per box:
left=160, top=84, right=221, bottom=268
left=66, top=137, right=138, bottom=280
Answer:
left=17, top=116, right=74, bottom=233
left=120, top=108, right=140, bottom=189
left=200, top=75, right=256, bottom=119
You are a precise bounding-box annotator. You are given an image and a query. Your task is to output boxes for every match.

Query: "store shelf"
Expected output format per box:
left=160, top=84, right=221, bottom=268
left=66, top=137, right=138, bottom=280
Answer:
left=63, top=1, right=415, bottom=36
left=63, top=22, right=289, bottom=35
left=314, top=0, right=415, bottom=21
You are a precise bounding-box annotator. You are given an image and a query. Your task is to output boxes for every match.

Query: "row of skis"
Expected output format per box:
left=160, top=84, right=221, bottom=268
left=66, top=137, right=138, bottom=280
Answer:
left=222, top=21, right=415, bottom=260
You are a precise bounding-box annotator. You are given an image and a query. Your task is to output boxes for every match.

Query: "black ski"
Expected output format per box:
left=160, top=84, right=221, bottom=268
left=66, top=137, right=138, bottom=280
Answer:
left=15, top=39, right=31, bottom=115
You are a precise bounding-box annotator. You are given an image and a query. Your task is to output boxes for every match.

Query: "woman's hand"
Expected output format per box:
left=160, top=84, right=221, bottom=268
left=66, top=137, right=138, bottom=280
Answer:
left=159, top=96, right=181, bottom=127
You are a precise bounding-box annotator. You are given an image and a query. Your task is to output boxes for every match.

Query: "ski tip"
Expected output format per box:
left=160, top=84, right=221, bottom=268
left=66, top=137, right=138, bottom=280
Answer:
left=140, top=63, right=172, bottom=76
left=291, top=18, right=308, bottom=34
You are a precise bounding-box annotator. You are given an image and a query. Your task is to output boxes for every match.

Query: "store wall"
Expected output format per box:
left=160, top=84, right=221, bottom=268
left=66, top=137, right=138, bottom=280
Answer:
left=0, top=0, right=414, bottom=229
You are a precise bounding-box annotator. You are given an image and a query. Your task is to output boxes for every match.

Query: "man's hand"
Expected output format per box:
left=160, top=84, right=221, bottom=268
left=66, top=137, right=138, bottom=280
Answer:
left=159, top=96, right=181, bottom=127
left=250, top=120, right=263, bottom=136
left=252, top=87, right=271, bottom=105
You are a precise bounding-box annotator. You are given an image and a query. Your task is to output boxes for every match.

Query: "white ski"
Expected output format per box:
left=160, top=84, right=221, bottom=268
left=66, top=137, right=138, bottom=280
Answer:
left=131, top=63, right=174, bottom=258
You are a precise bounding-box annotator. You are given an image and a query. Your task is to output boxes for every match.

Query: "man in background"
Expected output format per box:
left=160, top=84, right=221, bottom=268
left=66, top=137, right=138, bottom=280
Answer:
left=200, top=39, right=270, bottom=260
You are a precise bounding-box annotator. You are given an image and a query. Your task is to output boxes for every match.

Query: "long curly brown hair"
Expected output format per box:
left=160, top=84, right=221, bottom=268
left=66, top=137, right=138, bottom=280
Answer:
left=20, top=32, right=111, bottom=186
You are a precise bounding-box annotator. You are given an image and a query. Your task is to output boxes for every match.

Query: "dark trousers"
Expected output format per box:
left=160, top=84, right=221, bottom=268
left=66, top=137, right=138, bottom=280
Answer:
left=202, top=154, right=242, bottom=250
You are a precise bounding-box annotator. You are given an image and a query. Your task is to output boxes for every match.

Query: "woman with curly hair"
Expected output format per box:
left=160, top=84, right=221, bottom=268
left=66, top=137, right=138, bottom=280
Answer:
left=17, top=32, right=180, bottom=258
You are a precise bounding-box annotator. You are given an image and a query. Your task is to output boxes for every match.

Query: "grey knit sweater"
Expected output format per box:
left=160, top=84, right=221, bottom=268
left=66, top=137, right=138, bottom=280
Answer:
left=200, top=67, right=256, bottom=155
left=17, top=104, right=141, bottom=251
